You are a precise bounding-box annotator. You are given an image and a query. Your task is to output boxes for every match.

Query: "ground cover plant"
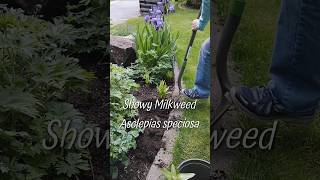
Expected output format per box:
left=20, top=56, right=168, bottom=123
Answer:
left=111, top=2, right=210, bottom=178
left=0, top=1, right=108, bottom=179
left=110, top=64, right=142, bottom=178
left=216, top=0, right=320, bottom=179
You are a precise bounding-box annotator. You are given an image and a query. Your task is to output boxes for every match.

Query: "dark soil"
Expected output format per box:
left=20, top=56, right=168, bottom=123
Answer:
left=66, top=57, right=109, bottom=180
left=118, top=83, right=174, bottom=180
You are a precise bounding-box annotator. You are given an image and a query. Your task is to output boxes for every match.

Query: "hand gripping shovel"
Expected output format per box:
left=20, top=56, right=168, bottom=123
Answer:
left=177, top=11, right=202, bottom=91
left=210, top=0, right=245, bottom=134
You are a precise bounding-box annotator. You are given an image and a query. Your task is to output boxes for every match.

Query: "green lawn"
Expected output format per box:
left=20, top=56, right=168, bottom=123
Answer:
left=111, top=6, right=210, bottom=165
left=224, top=0, right=320, bottom=179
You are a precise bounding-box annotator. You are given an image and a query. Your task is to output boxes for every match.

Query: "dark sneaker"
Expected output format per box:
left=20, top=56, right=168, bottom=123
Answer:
left=230, top=86, right=315, bottom=124
left=182, top=88, right=208, bottom=99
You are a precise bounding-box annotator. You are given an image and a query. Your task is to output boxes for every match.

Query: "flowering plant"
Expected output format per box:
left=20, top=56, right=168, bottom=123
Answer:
left=135, top=23, right=179, bottom=84
left=144, top=0, right=175, bottom=30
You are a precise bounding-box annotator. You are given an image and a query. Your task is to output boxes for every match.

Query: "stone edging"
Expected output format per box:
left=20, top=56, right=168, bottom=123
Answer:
left=146, top=61, right=184, bottom=180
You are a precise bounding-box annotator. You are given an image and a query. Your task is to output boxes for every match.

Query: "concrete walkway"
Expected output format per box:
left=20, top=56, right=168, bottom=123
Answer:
left=110, top=0, right=141, bottom=26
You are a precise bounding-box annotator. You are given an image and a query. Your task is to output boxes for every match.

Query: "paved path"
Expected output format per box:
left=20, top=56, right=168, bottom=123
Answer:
left=110, top=0, right=141, bottom=26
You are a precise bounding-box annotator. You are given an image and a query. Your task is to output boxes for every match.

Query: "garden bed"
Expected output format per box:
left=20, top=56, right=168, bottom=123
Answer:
left=119, top=82, right=175, bottom=179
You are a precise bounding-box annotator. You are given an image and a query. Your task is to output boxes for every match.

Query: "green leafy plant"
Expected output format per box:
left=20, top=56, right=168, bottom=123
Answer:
left=110, top=64, right=140, bottom=123
left=157, top=80, right=169, bottom=99
left=161, top=164, right=196, bottom=180
left=63, top=0, right=108, bottom=57
left=110, top=64, right=142, bottom=179
left=0, top=5, right=95, bottom=179
left=55, top=152, right=90, bottom=178
left=143, top=71, right=153, bottom=85
left=135, top=23, right=179, bottom=84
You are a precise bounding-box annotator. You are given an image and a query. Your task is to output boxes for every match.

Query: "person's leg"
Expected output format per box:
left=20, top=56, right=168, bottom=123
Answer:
left=183, top=38, right=211, bottom=99
left=268, top=0, right=320, bottom=114
left=231, top=0, right=320, bottom=121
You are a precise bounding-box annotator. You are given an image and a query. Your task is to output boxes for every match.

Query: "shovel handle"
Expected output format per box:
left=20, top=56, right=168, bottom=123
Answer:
left=211, top=0, right=246, bottom=128
left=177, top=11, right=202, bottom=90
left=216, top=0, right=246, bottom=93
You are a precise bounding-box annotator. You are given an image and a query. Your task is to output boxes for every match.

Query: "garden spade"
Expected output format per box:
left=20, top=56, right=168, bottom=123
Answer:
left=177, top=11, right=202, bottom=91
left=210, top=0, right=245, bottom=135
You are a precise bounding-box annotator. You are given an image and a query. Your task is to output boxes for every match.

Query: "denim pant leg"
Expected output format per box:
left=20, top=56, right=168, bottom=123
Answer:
left=268, top=0, right=320, bottom=114
left=193, top=38, right=211, bottom=98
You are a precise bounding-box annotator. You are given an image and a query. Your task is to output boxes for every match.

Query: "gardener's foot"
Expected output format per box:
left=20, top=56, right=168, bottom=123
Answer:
left=230, top=86, right=315, bottom=124
left=182, top=88, right=208, bottom=99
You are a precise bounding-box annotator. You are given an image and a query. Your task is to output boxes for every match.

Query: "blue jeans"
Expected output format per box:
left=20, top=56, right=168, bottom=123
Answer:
left=269, top=0, right=320, bottom=114
left=193, top=38, right=211, bottom=98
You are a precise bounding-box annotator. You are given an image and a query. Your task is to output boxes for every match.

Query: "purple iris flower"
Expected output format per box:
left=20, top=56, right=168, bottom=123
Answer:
left=169, top=4, right=175, bottom=13
left=152, top=5, right=157, bottom=11
left=155, top=19, right=164, bottom=31
left=146, top=0, right=168, bottom=30
left=144, top=15, right=150, bottom=22
left=151, top=17, right=157, bottom=26
left=156, top=9, right=162, bottom=15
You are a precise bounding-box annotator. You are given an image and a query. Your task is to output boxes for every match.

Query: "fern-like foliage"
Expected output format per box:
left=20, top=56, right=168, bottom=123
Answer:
left=0, top=4, right=100, bottom=179
left=0, top=88, right=40, bottom=118
left=55, top=153, right=90, bottom=178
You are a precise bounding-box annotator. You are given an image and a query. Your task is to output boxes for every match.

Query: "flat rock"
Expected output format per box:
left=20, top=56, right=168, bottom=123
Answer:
left=110, top=35, right=136, bottom=67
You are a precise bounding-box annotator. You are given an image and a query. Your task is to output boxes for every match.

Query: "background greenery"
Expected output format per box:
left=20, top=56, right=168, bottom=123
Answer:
left=217, top=0, right=320, bottom=179
left=0, top=0, right=107, bottom=178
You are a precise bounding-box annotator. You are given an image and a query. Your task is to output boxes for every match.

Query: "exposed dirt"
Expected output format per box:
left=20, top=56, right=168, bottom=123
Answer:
left=66, top=55, right=109, bottom=180
left=118, top=82, right=174, bottom=180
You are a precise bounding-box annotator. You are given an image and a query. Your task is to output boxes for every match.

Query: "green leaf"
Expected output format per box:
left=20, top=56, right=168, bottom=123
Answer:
left=179, top=173, right=196, bottom=180
left=55, top=153, right=89, bottom=177
left=0, top=88, right=40, bottom=118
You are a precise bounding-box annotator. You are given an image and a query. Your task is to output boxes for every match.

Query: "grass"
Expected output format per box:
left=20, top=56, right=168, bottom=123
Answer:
left=219, top=0, right=320, bottom=179
left=111, top=6, right=210, bottom=165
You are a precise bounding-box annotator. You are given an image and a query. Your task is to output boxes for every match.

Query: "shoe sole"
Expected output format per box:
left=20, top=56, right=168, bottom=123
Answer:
left=230, top=87, right=314, bottom=125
